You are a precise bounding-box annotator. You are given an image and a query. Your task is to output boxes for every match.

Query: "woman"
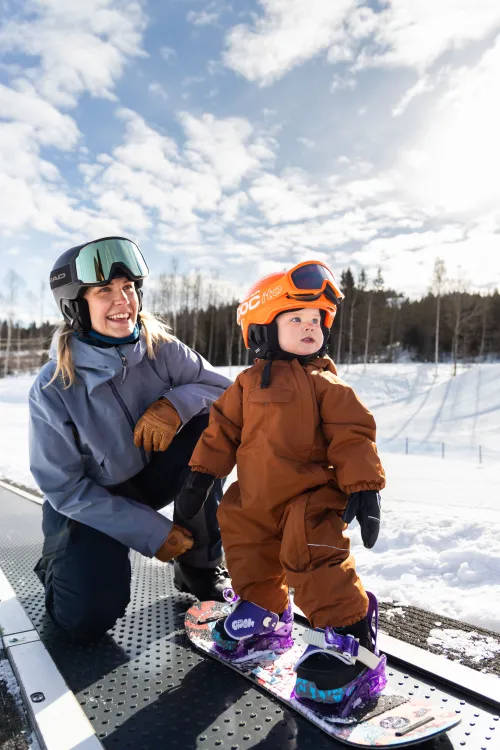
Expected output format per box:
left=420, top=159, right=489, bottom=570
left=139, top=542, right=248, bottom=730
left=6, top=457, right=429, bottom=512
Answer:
left=29, top=236, right=232, bottom=642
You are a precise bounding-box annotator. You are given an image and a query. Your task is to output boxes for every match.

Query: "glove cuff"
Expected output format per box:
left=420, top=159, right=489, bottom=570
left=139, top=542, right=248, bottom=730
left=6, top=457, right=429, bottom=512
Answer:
left=190, top=465, right=219, bottom=478
left=155, top=524, right=193, bottom=562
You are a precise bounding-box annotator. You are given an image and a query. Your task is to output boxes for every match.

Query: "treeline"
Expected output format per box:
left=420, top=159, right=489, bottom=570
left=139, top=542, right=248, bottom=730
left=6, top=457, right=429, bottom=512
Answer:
left=1, top=261, right=499, bottom=374
left=146, top=264, right=500, bottom=370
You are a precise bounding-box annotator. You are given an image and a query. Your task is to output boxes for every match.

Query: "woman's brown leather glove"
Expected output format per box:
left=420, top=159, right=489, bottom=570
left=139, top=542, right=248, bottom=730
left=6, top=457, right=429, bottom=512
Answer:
left=134, top=399, right=182, bottom=452
left=155, top=524, right=194, bottom=562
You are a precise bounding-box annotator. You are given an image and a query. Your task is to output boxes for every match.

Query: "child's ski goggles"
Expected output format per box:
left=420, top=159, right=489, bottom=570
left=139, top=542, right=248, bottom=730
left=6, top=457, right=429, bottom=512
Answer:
left=285, top=261, right=344, bottom=304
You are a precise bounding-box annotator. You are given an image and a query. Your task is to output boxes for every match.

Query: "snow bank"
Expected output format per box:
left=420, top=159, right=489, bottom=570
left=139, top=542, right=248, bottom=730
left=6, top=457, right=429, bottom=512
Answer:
left=352, top=452, right=500, bottom=632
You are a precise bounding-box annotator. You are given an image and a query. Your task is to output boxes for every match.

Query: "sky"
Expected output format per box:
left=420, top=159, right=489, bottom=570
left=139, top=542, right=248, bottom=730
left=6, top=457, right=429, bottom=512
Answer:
left=2, top=0, right=500, bottom=321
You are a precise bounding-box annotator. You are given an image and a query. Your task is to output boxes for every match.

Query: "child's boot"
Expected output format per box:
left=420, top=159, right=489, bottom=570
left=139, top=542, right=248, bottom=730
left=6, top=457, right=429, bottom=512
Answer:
left=293, top=592, right=387, bottom=717
left=212, top=592, right=294, bottom=663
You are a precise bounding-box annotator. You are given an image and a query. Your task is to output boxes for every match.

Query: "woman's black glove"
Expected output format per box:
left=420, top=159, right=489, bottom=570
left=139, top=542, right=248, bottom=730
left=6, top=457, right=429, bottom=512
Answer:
left=176, top=471, right=215, bottom=522
left=342, top=490, right=381, bottom=549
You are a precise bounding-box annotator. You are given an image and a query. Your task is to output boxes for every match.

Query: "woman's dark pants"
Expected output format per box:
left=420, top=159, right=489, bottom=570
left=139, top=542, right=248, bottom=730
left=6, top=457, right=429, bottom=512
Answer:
left=34, top=414, right=223, bottom=642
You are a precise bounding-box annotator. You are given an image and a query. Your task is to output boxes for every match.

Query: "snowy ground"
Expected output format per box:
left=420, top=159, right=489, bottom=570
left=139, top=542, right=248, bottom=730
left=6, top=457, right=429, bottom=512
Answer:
left=0, top=649, right=40, bottom=749
left=1, top=364, right=499, bottom=637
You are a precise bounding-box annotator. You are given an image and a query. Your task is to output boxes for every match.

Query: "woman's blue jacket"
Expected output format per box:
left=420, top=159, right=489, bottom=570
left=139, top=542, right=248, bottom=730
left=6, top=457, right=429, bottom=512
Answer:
left=29, top=334, right=232, bottom=556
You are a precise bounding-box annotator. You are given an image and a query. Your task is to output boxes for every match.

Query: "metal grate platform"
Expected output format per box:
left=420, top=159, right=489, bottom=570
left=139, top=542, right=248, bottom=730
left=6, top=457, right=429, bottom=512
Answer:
left=0, top=485, right=498, bottom=750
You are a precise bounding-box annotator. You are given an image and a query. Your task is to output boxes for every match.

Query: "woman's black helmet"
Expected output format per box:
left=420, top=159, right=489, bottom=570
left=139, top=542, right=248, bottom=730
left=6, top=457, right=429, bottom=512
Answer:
left=49, top=236, right=149, bottom=332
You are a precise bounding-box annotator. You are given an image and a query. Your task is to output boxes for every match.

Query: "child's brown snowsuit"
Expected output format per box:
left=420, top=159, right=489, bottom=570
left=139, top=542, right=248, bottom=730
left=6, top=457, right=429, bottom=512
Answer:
left=189, top=356, right=386, bottom=629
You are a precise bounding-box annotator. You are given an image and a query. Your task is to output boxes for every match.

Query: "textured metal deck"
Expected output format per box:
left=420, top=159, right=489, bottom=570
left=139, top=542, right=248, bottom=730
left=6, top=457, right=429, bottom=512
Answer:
left=0, top=485, right=498, bottom=750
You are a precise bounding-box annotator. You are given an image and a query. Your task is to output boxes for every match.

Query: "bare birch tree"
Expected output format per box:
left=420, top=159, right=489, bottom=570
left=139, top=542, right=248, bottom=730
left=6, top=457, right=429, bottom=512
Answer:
left=340, top=269, right=356, bottom=367
left=191, top=273, right=202, bottom=350
left=478, top=294, right=490, bottom=361
left=363, top=291, right=373, bottom=372
left=335, top=297, right=345, bottom=364
left=432, top=258, right=446, bottom=370
left=3, top=270, right=23, bottom=378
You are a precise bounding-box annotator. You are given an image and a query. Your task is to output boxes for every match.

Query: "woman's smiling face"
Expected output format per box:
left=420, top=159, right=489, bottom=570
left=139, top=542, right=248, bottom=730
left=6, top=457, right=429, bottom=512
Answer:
left=84, top=276, right=139, bottom=337
left=276, top=307, right=323, bottom=356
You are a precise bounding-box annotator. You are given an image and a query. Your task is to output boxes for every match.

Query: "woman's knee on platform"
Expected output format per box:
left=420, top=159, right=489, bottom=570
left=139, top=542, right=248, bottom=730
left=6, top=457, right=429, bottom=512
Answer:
left=48, top=586, right=131, bottom=642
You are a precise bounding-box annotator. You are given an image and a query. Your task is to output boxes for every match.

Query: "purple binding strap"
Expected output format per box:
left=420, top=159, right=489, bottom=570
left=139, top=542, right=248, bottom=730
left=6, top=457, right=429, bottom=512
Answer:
left=324, top=629, right=360, bottom=660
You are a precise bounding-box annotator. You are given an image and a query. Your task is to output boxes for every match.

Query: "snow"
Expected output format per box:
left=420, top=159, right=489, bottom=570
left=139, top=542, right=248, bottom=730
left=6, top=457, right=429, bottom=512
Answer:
left=426, top=628, right=500, bottom=664
left=1, top=363, right=500, bottom=635
left=0, top=651, right=41, bottom=749
left=0, top=652, right=24, bottom=711
left=0, top=373, right=33, bottom=490
left=352, top=452, right=500, bottom=633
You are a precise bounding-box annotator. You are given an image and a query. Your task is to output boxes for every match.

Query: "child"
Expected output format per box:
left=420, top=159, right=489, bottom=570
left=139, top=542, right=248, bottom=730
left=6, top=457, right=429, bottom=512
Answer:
left=176, top=260, right=386, bottom=713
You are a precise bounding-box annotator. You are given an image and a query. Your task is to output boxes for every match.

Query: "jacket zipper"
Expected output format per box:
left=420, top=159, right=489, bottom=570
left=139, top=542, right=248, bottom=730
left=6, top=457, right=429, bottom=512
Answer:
left=118, top=348, right=128, bottom=383
left=108, top=380, right=148, bottom=468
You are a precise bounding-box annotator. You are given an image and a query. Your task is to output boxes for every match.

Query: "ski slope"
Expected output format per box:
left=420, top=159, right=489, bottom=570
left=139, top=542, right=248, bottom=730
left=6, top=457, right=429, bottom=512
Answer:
left=1, top=363, right=499, bottom=635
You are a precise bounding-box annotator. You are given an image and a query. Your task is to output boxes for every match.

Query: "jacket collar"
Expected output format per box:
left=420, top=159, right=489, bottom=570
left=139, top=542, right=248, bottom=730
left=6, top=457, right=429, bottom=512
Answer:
left=306, top=355, right=338, bottom=375
left=252, top=354, right=338, bottom=379
left=49, top=331, right=148, bottom=392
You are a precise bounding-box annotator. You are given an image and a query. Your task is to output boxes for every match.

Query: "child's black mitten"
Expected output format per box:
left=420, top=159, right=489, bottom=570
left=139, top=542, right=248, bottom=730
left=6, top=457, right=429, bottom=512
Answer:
left=342, top=490, right=381, bottom=549
left=176, top=471, right=215, bottom=521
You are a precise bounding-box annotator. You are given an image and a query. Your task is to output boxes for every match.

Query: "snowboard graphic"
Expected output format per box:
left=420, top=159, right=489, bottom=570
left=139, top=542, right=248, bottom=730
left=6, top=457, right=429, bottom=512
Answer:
left=185, top=600, right=461, bottom=748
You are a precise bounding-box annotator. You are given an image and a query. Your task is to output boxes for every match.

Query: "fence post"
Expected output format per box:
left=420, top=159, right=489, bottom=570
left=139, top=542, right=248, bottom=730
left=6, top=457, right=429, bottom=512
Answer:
left=441, top=442, right=445, bottom=459
left=405, top=437, right=409, bottom=455
left=479, top=445, right=482, bottom=464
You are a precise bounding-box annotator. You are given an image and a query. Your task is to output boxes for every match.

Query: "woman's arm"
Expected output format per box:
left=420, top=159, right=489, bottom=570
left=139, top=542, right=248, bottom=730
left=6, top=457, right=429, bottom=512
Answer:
left=29, top=382, right=172, bottom=557
left=157, top=339, right=232, bottom=424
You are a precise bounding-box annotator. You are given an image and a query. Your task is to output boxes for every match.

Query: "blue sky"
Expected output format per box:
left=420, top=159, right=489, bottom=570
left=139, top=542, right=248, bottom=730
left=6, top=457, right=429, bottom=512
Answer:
left=2, top=0, right=500, bottom=320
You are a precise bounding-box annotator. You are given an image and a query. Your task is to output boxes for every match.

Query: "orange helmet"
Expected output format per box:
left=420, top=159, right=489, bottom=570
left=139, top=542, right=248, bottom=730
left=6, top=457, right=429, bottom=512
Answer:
left=237, top=260, right=344, bottom=357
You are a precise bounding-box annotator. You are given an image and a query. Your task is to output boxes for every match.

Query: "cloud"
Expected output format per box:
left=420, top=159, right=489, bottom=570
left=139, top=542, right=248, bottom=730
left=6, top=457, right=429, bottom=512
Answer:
left=297, top=137, right=315, bottom=149
left=0, top=83, right=80, bottom=153
left=180, top=112, right=277, bottom=188
left=76, top=108, right=279, bottom=240
left=0, top=83, right=80, bottom=233
left=0, top=0, right=147, bottom=107
left=75, top=109, right=427, bottom=281
left=330, top=74, right=357, bottom=93
left=359, top=1, right=500, bottom=72
left=148, top=81, right=169, bottom=100
left=187, top=10, right=220, bottom=27
left=183, top=75, right=205, bottom=87
left=392, top=72, right=442, bottom=117
left=395, top=36, right=500, bottom=214
left=160, top=45, right=177, bottom=62
left=223, top=0, right=357, bottom=86
left=0, top=0, right=149, bottom=241
left=223, top=0, right=500, bottom=87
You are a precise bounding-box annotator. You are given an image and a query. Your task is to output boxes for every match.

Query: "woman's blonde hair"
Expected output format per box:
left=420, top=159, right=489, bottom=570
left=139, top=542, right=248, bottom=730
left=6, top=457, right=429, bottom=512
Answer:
left=45, top=310, right=173, bottom=389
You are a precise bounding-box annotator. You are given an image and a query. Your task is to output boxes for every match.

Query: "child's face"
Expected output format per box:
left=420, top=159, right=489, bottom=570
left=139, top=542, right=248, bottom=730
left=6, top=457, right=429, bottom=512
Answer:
left=276, top=308, right=323, bottom=356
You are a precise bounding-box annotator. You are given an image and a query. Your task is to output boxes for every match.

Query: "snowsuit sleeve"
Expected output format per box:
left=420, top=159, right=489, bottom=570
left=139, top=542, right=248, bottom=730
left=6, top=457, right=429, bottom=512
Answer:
left=188, top=374, right=244, bottom=478
left=158, top=338, right=232, bottom=424
left=316, top=374, right=385, bottom=494
left=29, top=380, right=172, bottom=557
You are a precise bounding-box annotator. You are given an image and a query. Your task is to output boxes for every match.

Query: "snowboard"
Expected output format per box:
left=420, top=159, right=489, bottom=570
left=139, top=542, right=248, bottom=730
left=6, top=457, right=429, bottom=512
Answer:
left=185, top=600, right=461, bottom=748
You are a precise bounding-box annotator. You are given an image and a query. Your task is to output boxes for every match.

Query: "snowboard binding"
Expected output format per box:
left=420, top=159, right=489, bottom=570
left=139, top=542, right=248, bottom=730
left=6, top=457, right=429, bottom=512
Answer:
left=293, top=592, right=387, bottom=717
left=212, top=588, right=294, bottom=663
